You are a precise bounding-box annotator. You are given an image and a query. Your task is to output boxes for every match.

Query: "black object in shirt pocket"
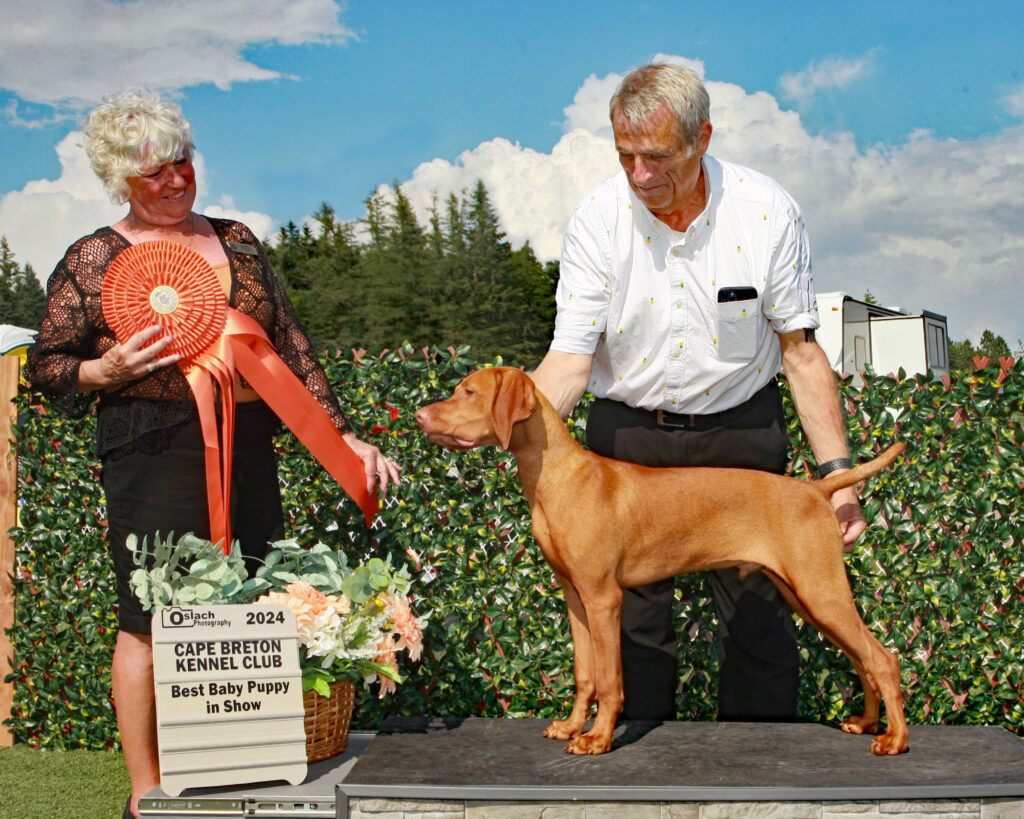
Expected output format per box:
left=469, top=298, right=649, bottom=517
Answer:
left=716, top=287, right=759, bottom=360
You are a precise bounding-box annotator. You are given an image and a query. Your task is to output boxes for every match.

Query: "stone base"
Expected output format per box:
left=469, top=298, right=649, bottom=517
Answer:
left=346, top=796, right=1024, bottom=818
left=340, top=718, right=1024, bottom=819
left=139, top=719, right=1024, bottom=817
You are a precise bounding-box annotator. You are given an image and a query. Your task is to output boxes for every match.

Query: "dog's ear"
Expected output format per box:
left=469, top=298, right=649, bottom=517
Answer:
left=491, top=368, right=536, bottom=450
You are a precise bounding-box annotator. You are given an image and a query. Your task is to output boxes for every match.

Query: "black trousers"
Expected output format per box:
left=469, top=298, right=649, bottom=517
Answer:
left=585, top=381, right=800, bottom=722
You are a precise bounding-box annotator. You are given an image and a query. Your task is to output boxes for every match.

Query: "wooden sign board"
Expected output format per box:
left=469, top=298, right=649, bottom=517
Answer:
left=152, top=604, right=307, bottom=797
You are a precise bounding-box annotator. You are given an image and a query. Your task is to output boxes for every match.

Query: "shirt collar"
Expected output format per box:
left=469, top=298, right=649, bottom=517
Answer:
left=629, top=155, right=722, bottom=242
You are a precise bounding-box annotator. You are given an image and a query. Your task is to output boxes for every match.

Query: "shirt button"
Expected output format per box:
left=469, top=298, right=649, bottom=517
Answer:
left=675, top=300, right=683, bottom=308
left=672, top=349, right=681, bottom=358
left=671, top=247, right=682, bottom=257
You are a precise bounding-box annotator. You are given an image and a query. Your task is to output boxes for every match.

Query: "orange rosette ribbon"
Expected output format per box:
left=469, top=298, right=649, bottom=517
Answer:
left=102, top=240, right=377, bottom=553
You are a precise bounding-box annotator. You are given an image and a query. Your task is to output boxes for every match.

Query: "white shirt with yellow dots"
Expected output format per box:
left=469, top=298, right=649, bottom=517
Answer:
left=551, top=155, right=819, bottom=415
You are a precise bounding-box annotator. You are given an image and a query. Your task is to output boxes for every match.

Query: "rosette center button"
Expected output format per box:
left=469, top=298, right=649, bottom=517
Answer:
left=149, top=285, right=181, bottom=315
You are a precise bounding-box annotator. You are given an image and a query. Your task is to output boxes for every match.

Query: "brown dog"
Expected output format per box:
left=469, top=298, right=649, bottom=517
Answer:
left=416, top=367, right=908, bottom=756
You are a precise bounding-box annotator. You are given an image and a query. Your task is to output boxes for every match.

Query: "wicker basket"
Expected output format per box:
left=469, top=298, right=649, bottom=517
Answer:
left=302, top=679, right=355, bottom=763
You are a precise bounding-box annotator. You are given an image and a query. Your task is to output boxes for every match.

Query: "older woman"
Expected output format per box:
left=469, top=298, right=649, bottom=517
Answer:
left=25, top=91, right=400, bottom=819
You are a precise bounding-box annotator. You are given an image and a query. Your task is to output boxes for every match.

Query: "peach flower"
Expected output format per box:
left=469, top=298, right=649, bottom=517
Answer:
left=374, top=641, right=399, bottom=699
left=383, top=592, right=424, bottom=661
left=254, top=589, right=318, bottom=640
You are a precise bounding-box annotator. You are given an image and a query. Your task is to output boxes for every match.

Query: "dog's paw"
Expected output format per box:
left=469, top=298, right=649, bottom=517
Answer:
left=543, top=719, right=581, bottom=741
left=566, top=731, right=612, bottom=755
left=870, top=731, right=909, bottom=755
left=840, top=715, right=878, bottom=736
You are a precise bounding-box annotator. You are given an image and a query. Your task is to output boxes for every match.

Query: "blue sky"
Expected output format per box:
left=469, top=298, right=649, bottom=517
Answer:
left=2, top=0, right=1022, bottom=347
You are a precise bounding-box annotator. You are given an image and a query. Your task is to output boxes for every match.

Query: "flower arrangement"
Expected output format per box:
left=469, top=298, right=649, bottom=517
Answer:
left=129, top=533, right=425, bottom=698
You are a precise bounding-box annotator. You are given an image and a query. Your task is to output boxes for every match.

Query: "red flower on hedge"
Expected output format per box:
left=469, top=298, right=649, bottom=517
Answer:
left=371, top=403, right=402, bottom=436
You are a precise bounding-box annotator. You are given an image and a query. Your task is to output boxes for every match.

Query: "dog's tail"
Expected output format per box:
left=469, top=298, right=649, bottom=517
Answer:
left=814, top=442, right=906, bottom=497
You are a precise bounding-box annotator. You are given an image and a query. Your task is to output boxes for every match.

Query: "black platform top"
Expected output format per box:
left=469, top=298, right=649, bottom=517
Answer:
left=340, top=718, right=1024, bottom=802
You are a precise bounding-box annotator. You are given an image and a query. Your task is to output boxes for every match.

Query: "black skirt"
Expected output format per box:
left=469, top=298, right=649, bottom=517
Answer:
left=103, top=401, right=285, bottom=634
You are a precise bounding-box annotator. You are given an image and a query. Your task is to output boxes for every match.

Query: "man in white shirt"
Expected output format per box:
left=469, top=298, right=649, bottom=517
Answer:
left=531, top=63, right=865, bottom=723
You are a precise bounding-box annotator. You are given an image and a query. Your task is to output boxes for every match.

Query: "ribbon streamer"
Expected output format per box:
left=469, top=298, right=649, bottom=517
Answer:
left=186, top=309, right=378, bottom=551
left=103, top=241, right=377, bottom=554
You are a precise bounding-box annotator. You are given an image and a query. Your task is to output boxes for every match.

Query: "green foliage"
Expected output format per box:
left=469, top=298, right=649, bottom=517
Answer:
left=264, top=183, right=557, bottom=364
left=0, top=236, right=46, bottom=329
left=128, top=532, right=419, bottom=697
left=270, top=206, right=368, bottom=351
left=949, top=330, right=1017, bottom=373
left=786, top=361, right=1024, bottom=729
left=8, top=399, right=116, bottom=748
left=248, top=539, right=355, bottom=599
left=128, top=532, right=249, bottom=610
left=7, top=351, right=1023, bottom=748
left=342, top=556, right=410, bottom=603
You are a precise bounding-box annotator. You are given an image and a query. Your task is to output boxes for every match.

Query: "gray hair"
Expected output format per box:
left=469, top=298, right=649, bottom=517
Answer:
left=610, top=64, right=710, bottom=150
left=82, top=90, right=195, bottom=205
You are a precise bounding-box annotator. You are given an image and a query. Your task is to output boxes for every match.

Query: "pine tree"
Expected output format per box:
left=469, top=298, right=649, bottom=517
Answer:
left=258, top=181, right=557, bottom=363
left=361, top=185, right=447, bottom=348
left=0, top=237, right=46, bottom=329
left=948, top=330, right=1013, bottom=371
left=299, top=204, right=366, bottom=352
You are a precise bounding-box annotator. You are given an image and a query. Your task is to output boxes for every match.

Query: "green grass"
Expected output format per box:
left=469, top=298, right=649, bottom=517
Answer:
left=0, top=746, right=129, bottom=818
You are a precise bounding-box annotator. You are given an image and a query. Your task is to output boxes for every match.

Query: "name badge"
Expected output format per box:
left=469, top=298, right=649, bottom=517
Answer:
left=227, top=242, right=258, bottom=255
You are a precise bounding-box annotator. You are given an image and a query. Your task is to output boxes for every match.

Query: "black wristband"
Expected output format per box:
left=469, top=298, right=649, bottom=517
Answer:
left=817, top=457, right=853, bottom=479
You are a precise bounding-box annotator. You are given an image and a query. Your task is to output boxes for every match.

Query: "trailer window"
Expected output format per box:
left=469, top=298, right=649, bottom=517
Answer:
left=927, top=323, right=948, bottom=369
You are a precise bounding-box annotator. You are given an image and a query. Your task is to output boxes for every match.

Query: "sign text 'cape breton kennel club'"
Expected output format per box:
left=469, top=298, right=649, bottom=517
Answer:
left=152, top=604, right=307, bottom=796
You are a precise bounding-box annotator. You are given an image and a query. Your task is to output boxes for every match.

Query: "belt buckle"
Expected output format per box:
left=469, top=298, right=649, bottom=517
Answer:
left=656, top=409, right=696, bottom=429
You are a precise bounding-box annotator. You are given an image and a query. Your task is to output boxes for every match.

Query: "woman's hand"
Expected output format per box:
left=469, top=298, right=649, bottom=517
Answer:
left=343, top=432, right=403, bottom=494
left=78, top=324, right=181, bottom=391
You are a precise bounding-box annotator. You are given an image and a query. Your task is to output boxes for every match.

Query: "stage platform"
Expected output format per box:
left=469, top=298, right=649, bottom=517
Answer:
left=140, top=718, right=1024, bottom=818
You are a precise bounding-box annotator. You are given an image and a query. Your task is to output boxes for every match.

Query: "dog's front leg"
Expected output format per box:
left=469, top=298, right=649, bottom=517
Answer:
left=543, top=575, right=595, bottom=741
left=565, top=583, right=623, bottom=755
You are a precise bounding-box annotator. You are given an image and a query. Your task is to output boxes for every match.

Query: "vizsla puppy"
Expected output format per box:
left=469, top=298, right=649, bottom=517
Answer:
left=416, top=367, right=908, bottom=756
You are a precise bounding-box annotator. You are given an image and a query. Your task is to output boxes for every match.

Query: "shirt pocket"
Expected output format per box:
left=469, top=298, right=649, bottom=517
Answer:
left=716, top=296, right=760, bottom=361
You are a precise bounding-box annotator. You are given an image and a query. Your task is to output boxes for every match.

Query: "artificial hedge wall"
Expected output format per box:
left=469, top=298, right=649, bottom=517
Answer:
left=6, top=348, right=1023, bottom=749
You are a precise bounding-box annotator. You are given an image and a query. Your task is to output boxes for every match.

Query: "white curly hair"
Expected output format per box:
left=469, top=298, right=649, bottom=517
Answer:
left=82, top=90, right=195, bottom=204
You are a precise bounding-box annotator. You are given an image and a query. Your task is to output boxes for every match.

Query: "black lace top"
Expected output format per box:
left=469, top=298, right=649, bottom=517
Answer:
left=25, top=218, right=351, bottom=460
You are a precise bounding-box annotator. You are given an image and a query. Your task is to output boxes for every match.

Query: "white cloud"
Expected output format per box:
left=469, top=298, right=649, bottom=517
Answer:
left=396, top=57, right=706, bottom=262
left=0, top=132, right=123, bottom=277
left=710, top=77, right=1024, bottom=344
left=391, top=59, right=1023, bottom=345
left=780, top=53, right=875, bottom=104
left=4, top=47, right=1021, bottom=346
left=202, top=197, right=276, bottom=245
left=562, top=73, right=620, bottom=137
left=650, top=54, right=707, bottom=80
left=0, top=0, right=333, bottom=274
left=1, top=99, right=73, bottom=130
left=1002, top=84, right=1024, bottom=118
left=561, top=56, right=706, bottom=137
left=393, top=131, right=619, bottom=261
left=0, top=133, right=275, bottom=279
left=0, top=0, right=354, bottom=115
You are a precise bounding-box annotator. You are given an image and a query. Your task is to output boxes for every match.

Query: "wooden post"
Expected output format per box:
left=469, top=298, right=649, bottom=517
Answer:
left=0, top=356, right=21, bottom=746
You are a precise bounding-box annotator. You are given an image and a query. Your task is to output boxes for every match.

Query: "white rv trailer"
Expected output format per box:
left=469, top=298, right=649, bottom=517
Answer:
left=815, top=292, right=949, bottom=387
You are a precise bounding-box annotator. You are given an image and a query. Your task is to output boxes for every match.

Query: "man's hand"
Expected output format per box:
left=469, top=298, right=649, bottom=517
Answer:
left=779, top=331, right=866, bottom=551
left=833, top=484, right=867, bottom=552
left=529, top=350, right=594, bottom=418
